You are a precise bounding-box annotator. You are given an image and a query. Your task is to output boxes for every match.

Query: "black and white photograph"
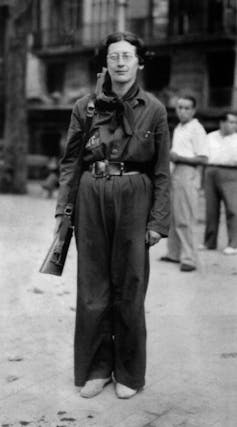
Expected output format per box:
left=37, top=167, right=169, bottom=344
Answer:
left=1, top=1, right=237, bottom=426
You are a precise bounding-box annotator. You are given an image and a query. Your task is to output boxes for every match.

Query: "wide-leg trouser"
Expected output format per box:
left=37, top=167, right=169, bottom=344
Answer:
left=73, top=171, right=152, bottom=389
left=204, top=166, right=237, bottom=249
left=167, top=165, right=199, bottom=266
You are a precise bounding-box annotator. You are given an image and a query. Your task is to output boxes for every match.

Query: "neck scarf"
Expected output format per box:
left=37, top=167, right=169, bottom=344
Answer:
left=95, top=76, right=139, bottom=136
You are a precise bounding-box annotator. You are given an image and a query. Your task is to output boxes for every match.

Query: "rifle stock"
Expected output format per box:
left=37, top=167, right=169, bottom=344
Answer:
left=39, top=220, right=73, bottom=276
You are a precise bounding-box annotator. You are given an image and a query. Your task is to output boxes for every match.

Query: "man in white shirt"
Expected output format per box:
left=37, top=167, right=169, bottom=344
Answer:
left=161, top=95, right=208, bottom=271
left=201, top=112, right=237, bottom=254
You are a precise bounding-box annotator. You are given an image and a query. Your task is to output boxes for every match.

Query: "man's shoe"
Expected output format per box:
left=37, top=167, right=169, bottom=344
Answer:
left=180, top=263, right=196, bottom=272
left=80, top=378, right=111, bottom=398
left=223, top=246, right=237, bottom=255
left=198, top=244, right=216, bottom=251
left=160, top=255, right=179, bottom=263
left=115, top=383, right=137, bottom=399
left=198, top=244, right=207, bottom=250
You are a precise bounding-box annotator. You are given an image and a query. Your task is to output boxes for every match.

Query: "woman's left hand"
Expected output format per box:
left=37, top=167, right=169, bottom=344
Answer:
left=145, top=230, right=162, bottom=246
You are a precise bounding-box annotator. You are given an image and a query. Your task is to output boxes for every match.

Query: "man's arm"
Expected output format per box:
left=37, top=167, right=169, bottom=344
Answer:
left=170, top=151, right=208, bottom=166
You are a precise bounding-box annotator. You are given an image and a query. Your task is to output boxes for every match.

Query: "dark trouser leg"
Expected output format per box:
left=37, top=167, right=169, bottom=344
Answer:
left=73, top=172, right=152, bottom=388
left=204, top=167, right=221, bottom=249
left=74, top=173, right=114, bottom=386
left=110, top=174, right=152, bottom=390
left=218, top=168, right=237, bottom=248
left=167, top=190, right=181, bottom=261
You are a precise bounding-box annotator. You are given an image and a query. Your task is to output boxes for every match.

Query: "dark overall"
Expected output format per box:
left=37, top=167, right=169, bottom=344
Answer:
left=56, top=86, right=170, bottom=390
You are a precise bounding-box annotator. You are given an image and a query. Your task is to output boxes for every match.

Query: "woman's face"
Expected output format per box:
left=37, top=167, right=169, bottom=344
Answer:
left=106, top=40, right=139, bottom=87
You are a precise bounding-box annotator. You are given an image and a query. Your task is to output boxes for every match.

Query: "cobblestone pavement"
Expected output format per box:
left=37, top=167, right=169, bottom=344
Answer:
left=0, top=183, right=237, bottom=427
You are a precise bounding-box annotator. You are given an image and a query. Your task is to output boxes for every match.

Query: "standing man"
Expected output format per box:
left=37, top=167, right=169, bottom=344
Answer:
left=161, top=95, right=208, bottom=271
left=55, top=32, right=170, bottom=399
left=200, top=112, right=237, bottom=254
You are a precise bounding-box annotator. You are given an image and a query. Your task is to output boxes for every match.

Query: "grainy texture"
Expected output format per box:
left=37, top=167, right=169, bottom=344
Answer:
left=0, top=183, right=237, bottom=426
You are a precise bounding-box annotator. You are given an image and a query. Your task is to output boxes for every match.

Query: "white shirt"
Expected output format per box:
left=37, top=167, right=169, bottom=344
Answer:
left=171, top=118, right=208, bottom=158
left=207, top=130, right=237, bottom=166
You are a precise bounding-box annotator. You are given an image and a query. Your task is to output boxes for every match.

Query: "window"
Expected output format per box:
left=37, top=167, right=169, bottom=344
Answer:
left=225, top=0, right=237, bottom=32
left=207, top=51, right=235, bottom=106
left=40, top=133, right=61, bottom=157
left=49, top=0, right=82, bottom=35
left=144, top=55, right=170, bottom=92
left=46, top=63, right=65, bottom=94
left=207, top=0, right=224, bottom=33
left=0, top=6, right=7, bottom=57
left=64, top=0, right=83, bottom=31
left=169, top=0, right=204, bottom=35
left=32, top=0, right=41, bottom=33
left=90, top=0, right=116, bottom=41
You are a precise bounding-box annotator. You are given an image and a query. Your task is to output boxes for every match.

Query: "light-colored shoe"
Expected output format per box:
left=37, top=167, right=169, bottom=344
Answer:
left=80, top=377, right=111, bottom=398
left=223, top=246, right=237, bottom=255
left=198, top=244, right=207, bottom=251
left=115, top=383, right=137, bottom=399
left=198, top=244, right=216, bottom=251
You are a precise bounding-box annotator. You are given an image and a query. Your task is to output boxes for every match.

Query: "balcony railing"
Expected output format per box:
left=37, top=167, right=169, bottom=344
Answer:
left=169, top=7, right=237, bottom=38
left=33, top=12, right=237, bottom=52
left=33, top=22, right=117, bottom=51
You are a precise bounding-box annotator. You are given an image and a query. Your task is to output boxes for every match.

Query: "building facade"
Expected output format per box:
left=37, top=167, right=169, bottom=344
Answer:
left=2, top=0, right=237, bottom=167
left=0, top=1, right=8, bottom=143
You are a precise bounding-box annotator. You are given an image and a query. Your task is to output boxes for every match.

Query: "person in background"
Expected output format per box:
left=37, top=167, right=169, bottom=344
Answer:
left=199, top=112, right=237, bottom=254
left=54, top=32, right=170, bottom=399
left=41, top=157, right=59, bottom=198
left=160, top=95, right=208, bottom=271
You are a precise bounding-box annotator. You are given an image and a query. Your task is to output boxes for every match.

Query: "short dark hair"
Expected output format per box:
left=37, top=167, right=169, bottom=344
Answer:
left=96, top=31, right=146, bottom=67
left=178, top=94, right=197, bottom=108
left=219, top=111, right=237, bottom=122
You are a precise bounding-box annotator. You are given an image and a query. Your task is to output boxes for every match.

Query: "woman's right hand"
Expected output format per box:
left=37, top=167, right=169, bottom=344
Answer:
left=54, top=215, right=63, bottom=235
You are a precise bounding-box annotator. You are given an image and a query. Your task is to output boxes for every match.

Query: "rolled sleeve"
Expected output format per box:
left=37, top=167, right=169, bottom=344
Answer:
left=193, top=122, right=208, bottom=157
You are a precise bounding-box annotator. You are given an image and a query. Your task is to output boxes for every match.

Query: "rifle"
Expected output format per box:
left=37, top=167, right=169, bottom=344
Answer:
left=39, top=71, right=106, bottom=276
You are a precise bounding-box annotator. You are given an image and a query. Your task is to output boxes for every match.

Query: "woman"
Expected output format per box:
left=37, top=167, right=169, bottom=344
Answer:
left=55, top=32, right=170, bottom=399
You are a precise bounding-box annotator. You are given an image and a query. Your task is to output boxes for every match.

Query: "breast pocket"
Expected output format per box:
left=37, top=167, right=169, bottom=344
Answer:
left=131, top=129, right=156, bottom=160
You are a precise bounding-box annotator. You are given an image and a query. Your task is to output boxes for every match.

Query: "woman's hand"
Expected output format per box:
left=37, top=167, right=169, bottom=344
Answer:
left=145, top=230, right=162, bottom=246
left=54, top=215, right=63, bottom=235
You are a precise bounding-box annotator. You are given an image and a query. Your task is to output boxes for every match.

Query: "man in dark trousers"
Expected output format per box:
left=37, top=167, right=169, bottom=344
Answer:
left=55, top=32, right=170, bottom=399
left=200, top=112, right=237, bottom=254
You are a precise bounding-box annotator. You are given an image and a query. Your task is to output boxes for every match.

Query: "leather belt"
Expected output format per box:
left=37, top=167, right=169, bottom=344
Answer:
left=87, top=161, right=142, bottom=178
left=207, top=164, right=237, bottom=169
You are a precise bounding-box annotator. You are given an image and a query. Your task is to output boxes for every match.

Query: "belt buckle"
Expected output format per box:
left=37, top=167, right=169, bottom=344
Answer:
left=92, top=161, right=125, bottom=178
left=119, top=162, right=124, bottom=175
left=92, top=160, right=108, bottom=178
left=108, top=161, right=124, bottom=176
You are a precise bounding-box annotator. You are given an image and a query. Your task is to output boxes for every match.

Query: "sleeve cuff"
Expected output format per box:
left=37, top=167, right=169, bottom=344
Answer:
left=146, top=222, right=169, bottom=237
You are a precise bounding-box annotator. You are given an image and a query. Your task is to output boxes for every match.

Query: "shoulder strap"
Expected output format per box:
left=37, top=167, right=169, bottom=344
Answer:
left=64, top=71, right=106, bottom=218
left=64, top=97, right=96, bottom=217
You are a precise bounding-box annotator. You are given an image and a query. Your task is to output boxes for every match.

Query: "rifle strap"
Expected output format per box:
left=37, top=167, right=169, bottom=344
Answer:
left=64, top=95, right=96, bottom=219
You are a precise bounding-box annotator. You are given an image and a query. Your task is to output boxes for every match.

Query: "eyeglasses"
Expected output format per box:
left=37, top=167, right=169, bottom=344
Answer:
left=107, top=52, right=137, bottom=63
